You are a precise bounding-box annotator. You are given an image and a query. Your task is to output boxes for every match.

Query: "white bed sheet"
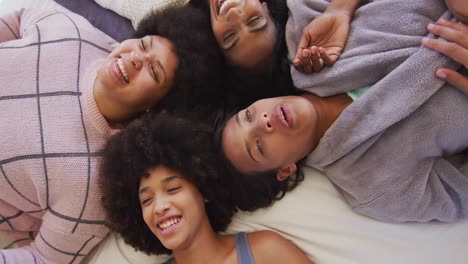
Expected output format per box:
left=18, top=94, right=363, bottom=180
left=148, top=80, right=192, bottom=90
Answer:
left=85, top=166, right=468, bottom=264
left=1, top=1, right=468, bottom=263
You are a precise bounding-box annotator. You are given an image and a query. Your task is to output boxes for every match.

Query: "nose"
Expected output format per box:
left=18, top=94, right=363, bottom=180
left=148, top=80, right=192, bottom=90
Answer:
left=153, top=196, right=169, bottom=215
left=130, top=51, right=150, bottom=70
left=226, top=7, right=243, bottom=22
left=255, top=112, right=273, bottom=133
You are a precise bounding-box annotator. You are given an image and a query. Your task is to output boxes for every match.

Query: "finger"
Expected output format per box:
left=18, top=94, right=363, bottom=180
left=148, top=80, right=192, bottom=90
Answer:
left=295, top=30, right=312, bottom=62
left=310, top=46, right=322, bottom=72
left=422, top=37, right=468, bottom=67
left=301, top=49, right=313, bottom=73
left=293, top=58, right=304, bottom=72
left=436, top=19, right=468, bottom=34
left=319, top=47, right=335, bottom=66
left=436, top=68, right=468, bottom=95
left=427, top=23, right=468, bottom=48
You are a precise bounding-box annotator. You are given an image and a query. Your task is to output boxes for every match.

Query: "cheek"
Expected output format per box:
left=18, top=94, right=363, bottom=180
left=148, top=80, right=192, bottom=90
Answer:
left=210, top=24, right=226, bottom=47
left=141, top=207, right=153, bottom=229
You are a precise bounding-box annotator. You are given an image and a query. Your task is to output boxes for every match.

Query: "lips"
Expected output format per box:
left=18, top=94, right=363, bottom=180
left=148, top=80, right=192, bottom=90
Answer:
left=110, top=58, right=128, bottom=84
left=156, top=215, right=182, bottom=235
left=217, top=0, right=240, bottom=15
left=117, top=58, right=129, bottom=83
left=275, top=104, right=293, bottom=128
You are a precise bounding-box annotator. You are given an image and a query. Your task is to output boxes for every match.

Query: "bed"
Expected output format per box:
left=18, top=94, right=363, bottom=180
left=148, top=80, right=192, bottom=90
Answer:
left=1, top=1, right=468, bottom=263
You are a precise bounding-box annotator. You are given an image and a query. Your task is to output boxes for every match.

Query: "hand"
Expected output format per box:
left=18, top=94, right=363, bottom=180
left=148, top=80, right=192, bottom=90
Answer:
left=293, top=12, right=352, bottom=73
left=422, top=19, right=468, bottom=94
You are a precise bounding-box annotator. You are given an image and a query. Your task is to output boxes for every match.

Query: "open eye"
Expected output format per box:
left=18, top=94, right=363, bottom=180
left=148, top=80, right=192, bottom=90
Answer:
left=256, top=139, right=264, bottom=155
left=246, top=109, right=252, bottom=122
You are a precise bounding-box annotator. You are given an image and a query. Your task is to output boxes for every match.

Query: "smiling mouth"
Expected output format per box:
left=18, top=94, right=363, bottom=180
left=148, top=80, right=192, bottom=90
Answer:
left=217, top=0, right=240, bottom=15
left=158, top=216, right=182, bottom=230
left=117, top=57, right=129, bottom=83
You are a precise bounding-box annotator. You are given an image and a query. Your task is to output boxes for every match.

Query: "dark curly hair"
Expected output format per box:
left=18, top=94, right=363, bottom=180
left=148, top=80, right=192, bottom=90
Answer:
left=213, top=110, right=305, bottom=211
left=134, top=5, right=227, bottom=115
left=100, top=114, right=236, bottom=255
left=189, top=0, right=297, bottom=110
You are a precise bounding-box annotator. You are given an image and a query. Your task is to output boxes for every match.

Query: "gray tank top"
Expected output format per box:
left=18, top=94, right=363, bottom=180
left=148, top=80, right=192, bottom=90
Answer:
left=161, top=232, right=255, bottom=264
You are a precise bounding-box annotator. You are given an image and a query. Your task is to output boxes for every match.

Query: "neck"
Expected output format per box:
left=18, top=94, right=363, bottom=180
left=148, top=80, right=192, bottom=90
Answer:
left=302, top=92, right=352, bottom=150
left=172, top=225, right=234, bottom=264
left=93, top=80, right=134, bottom=128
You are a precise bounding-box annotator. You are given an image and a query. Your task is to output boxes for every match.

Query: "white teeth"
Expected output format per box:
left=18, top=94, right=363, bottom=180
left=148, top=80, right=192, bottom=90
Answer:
left=219, top=0, right=240, bottom=16
left=117, top=58, right=129, bottom=82
left=158, top=217, right=181, bottom=230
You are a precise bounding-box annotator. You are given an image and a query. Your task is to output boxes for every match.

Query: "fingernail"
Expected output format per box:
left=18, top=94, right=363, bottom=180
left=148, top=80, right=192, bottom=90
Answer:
left=421, top=37, right=429, bottom=44
left=428, top=24, right=435, bottom=30
left=436, top=70, right=447, bottom=79
left=303, top=50, right=309, bottom=57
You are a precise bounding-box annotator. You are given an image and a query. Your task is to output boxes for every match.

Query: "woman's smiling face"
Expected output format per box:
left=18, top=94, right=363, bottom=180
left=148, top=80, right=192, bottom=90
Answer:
left=95, top=35, right=179, bottom=121
left=139, top=165, right=208, bottom=251
left=209, top=0, right=277, bottom=70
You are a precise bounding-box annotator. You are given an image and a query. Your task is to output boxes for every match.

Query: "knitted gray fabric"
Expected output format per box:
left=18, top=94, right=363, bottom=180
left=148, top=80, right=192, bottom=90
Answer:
left=286, top=0, right=468, bottom=222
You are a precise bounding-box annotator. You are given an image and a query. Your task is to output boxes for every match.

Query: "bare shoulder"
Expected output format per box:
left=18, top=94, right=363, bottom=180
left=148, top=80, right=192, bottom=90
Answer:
left=247, top=230, right=314, bottom=264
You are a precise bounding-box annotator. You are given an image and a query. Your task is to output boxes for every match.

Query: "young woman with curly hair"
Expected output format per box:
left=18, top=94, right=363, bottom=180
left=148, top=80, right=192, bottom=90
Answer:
left=100, top=114, right=313, bottom=264
left=0, top=5, right=225, bottom=263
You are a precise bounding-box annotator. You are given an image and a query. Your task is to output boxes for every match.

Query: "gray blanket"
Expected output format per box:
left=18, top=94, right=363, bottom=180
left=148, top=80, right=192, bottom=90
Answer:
left=286, top=0, right=468, bottom=222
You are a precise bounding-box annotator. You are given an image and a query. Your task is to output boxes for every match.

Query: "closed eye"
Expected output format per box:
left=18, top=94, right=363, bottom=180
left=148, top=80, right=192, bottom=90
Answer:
left=223, top=32, right=235, bottom=42
left=247, top=16, right=261, bottom=26
left=141, top=197, right=152, bottom=206
left=151, top=65, right=159, bottom=83
left=168, top=186, right=181, bottom=193
left=140, top=39, right=147, bottom=51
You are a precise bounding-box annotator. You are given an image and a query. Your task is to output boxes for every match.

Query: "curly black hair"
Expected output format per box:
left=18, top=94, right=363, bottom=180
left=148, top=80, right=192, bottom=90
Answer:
left=213, top=110, right=305, bottom=211
left=100, top=114, right=236, bottom=255
left=134, top=5, right=228, bottom=116
left=189, top=0, right=298, bottom=110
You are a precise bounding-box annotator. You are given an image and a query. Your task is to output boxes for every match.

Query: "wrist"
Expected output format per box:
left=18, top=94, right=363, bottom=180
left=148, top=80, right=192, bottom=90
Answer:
left=325, top=0, right=360, bottom=17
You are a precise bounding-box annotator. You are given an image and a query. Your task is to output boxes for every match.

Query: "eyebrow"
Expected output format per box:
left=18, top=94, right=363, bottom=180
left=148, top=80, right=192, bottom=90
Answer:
left=138, top=175, right=180, bottom=194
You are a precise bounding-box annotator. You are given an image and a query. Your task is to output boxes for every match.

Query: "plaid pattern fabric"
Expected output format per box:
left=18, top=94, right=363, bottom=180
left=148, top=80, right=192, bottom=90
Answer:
left=0, top=9, right=115, bottom=263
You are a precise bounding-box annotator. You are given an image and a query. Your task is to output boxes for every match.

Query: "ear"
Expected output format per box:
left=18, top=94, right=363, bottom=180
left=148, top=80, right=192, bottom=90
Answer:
left=261, top=2, right=270, bottom=13
left=276, top=163, right=297, bottom=181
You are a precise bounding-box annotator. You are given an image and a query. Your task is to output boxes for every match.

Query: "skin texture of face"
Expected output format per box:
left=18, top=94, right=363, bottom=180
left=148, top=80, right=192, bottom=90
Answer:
left=222, top=96, right=318, bottom=179
left=445, top=0, right=468, bottom=24
left=139, top=166, right=209, bottom=251
left=209, top=0, right=277, bottom=70
left=94, top=36, right=179, bottom=123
